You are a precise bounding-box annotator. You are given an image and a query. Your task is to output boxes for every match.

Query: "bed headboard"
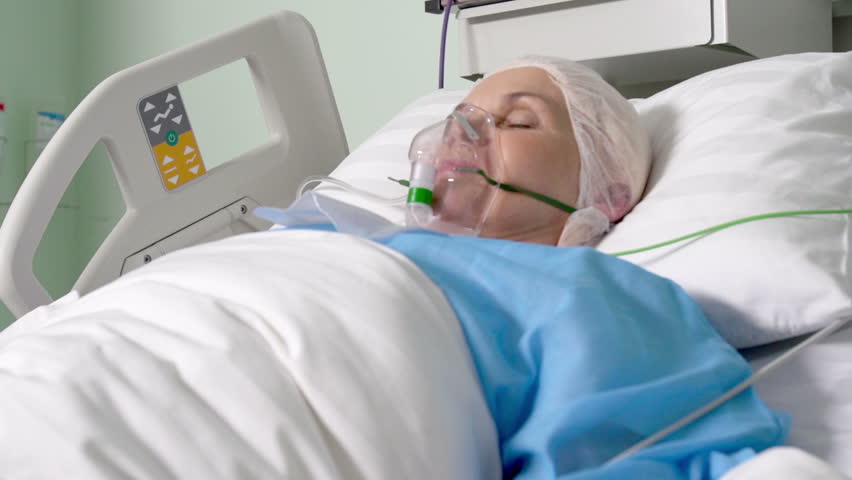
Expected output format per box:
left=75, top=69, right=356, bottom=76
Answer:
left=0, top=11, right=347, bottom=318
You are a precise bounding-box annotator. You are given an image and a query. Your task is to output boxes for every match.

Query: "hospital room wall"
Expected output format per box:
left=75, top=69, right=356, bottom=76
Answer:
left=75, top=1, right=471, bottom=145
left=0, top=0, right=83, bottom=326
left=70, top=0, right=471, bottom=300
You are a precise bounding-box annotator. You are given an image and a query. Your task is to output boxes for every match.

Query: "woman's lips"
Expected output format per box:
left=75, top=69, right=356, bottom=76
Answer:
left=436, top=158, right=480, bottom=176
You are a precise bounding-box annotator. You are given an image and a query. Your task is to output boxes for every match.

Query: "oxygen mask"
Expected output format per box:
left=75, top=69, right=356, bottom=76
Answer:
left=297, top=103, right=576, bottom=238
left=403, top=103, right=503, bottom=235
left=398, top=103, right=578, bottom=236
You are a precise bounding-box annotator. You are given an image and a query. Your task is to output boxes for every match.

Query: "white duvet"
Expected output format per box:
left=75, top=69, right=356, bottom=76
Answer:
left=722, top=447, right=850, bottom=480
left=0, top=229, right=501, bottom=479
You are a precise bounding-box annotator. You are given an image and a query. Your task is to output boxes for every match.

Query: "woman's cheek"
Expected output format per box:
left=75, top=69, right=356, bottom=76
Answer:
left=499, top=141, right=550, bottom=181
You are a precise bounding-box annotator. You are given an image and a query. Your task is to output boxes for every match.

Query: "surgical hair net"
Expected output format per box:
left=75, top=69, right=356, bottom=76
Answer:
left=487, top=56, right=652, bottom=247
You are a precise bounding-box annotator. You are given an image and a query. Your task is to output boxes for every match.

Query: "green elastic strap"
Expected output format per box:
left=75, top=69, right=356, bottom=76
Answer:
left=390, top=170, right=577, bottom=213
left=454, top=168, right=578, bottom=213
left=608, top=209, right=852, bottom=257
left=391, top=171, right=578, bottom=213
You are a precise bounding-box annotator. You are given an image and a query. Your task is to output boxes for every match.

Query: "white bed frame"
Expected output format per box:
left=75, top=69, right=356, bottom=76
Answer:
left=0, top=11, right=347, bottom=318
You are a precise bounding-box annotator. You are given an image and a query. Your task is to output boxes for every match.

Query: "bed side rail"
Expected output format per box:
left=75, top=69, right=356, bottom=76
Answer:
left=0, top=11, right=347, bottom=318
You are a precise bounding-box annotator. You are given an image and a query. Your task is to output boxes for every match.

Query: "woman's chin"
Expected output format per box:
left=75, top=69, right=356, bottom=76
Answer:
left=433, top=201, right=473, bottom=227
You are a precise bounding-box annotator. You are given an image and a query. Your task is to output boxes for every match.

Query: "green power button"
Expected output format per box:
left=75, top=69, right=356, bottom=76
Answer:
left=165, top=130, right=179, bottom=146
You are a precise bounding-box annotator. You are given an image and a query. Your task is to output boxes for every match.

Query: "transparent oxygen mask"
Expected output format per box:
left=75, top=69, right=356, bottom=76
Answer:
left=296, top=103, right=576, bottom=238
left=405, top=103, right=503, bottom=236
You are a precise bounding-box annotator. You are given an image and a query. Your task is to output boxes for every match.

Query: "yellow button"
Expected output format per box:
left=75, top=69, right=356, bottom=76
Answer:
left=152, top=130, right=206, bottom=190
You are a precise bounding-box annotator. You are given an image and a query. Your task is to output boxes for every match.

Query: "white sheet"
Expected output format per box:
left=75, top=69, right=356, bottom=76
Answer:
left=746, top=323, right=852, bottom=477
left=0, top=229, right=501, bottom=479
left=722, top=447, right=850, bottom=480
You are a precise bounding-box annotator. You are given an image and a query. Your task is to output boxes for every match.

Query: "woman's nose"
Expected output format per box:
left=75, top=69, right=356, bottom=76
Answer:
left=443, top=118, right=470, bottom=145
left=444, top=116, right=488, bottom=149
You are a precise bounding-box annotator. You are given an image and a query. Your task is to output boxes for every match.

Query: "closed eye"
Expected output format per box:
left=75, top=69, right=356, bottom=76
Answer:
left=501, top=109, right=538, bottom=129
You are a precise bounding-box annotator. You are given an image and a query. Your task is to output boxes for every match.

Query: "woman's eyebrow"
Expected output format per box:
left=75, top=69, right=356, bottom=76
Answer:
left=501, top=91, right=550, bottom=105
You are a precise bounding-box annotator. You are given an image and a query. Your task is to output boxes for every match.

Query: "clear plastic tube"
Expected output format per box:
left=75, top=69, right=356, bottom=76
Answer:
left=297, top=175, right=407, bottom=205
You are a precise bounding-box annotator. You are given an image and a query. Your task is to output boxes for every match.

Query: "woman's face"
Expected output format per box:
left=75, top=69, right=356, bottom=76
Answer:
left=456, top=67, right=581, bottom=245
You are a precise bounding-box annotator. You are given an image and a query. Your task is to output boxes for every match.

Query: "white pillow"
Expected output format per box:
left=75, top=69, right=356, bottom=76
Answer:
left=598, top=52, right=852, bottom=348
left=320, top=52, right=852, bottom=349
left=318, top=89, right=468, bottom=225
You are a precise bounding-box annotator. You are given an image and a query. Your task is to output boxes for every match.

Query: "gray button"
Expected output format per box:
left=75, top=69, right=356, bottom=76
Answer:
left=138, top=86, right=192, bottom=147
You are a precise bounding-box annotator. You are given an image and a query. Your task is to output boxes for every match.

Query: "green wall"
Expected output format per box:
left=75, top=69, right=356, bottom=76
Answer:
left=77, top=0, right=469, bottom=147
left=0, top=0, right=83, bottom=327
left=72, top=0, right=471, bottom=281
left=0, top=0, right=471, bottom=328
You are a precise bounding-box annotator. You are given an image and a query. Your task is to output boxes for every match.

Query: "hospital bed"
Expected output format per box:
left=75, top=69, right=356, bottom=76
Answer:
left=0, top=5, right=851, bottom=479
left=0, top=12, right=346, bottom=317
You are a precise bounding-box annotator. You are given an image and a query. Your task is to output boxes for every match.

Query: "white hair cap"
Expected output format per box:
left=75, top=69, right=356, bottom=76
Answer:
left=487, top=56, right=652, bottom=247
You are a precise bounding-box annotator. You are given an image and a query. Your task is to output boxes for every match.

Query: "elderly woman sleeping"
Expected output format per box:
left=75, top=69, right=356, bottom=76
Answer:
left=0, top=57, right=786, bottom=479
left=404, top=56, right=650, bottom=247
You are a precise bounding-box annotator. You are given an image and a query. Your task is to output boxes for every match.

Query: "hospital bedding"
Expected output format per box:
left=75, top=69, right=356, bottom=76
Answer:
left=310, top=51, right=852, bottom=477
left=0, top=220, right=789, bottom=479
left=378, top=229, right=787, bottom=479
left=721, top=447, right=850, bottom=480
left=0, top=229, right=501, bottom=479
left=258, top=197, right=791, bottom=478
left=744, top=324, right=852, bottom=475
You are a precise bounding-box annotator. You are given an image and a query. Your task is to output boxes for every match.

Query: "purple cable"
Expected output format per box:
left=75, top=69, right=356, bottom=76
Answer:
left=439, top=0, right=454, bottom=89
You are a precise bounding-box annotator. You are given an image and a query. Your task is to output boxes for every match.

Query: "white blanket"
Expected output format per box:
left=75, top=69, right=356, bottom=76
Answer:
left=0, top=230, right=501, bottom=479
left=722, top=447, right=850, bottom=480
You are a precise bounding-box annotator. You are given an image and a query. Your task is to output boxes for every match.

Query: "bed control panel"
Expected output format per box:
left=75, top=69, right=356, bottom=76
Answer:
left=138, top=86, right=207, bottom=191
